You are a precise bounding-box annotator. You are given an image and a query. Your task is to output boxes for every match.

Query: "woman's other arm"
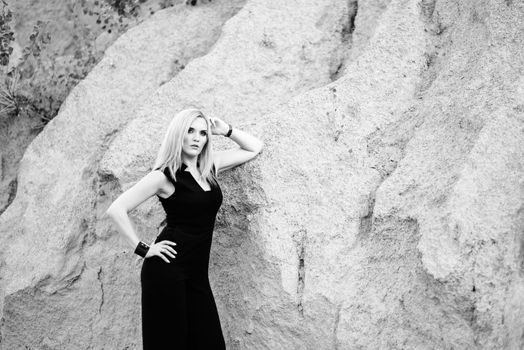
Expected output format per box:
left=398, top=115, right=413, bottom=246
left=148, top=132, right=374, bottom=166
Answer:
left=104, top=171, right=176, bottom=262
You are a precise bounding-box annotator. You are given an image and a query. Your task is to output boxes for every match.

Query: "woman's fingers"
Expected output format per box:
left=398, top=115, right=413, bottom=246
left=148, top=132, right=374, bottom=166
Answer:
left=210, top=116, right=227, bottom=128
left=142, top=241, right=178, bottom=262
left=161, top=242, right=177, bottom=253
left=154, top=241, right=177, bottom=262
left=164, top=246, right=177, bottom=255
left=159, top=241, right=177, bottom=255
left=157, top=252, right=170, bottom=263
left=143, top=242, right=176, bottom=262
left=160, top=247, right=176, bottom=258
left=165, top=252, right=176, bottom=259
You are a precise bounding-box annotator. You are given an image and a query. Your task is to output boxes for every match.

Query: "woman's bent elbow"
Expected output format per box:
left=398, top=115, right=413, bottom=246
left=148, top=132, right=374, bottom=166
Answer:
left=105, top=205, right=123, bottom=219
left=104, top=207, right=114, bottom=219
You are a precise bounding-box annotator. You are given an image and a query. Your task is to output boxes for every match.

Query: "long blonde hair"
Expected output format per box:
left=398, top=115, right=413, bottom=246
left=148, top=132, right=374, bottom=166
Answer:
left=153, top=108, right=218, bottom=187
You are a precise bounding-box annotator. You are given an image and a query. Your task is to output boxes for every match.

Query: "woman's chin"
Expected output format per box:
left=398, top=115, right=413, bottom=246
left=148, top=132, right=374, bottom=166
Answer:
left=183, top=149, right=201, bottom=157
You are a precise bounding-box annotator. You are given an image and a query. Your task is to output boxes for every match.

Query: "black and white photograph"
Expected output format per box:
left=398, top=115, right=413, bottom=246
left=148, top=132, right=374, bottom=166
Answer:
left=0, top=0, right=523, bottom=349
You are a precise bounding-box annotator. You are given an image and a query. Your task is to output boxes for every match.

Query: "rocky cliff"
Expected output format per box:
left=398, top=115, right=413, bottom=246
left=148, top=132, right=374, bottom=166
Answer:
left=0, top=0, right=523, bottom=349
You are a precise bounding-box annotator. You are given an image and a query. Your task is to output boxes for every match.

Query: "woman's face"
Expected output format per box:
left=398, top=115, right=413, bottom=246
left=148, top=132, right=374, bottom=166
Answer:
left=182, top=117, right=208, bottom=158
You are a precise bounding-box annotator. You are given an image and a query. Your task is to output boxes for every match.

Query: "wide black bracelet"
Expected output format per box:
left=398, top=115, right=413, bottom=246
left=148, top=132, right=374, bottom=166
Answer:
left=225, top=124, right=233, bottom=137
left=134, top=241, right=150, bottom=258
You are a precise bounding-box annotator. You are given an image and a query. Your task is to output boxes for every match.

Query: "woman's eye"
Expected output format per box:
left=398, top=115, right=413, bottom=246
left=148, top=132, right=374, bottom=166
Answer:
left=200, top=131, right=207, bottom=136
left=188, top=128, right=194, bottom=133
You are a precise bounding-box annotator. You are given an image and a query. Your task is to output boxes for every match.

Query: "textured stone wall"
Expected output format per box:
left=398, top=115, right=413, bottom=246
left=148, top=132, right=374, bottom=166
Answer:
left=0, top=1, right=246, bottom=348
left=0, top=0, right=204, bottom=217
left=1, top=0, right=523, bottom=349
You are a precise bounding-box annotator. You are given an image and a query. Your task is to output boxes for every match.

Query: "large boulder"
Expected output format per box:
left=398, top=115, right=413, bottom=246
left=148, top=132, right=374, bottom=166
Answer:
left=1, top=0, right=355, bottom=348
left=1, top=0, right=523, bottom=349
left=100, top=0, right=356, bottom=346
left=0, top=1, right=245, bottom=348
left=102, top=0, right=524, bottom=349
left=0, top=0, right=200, bottom=214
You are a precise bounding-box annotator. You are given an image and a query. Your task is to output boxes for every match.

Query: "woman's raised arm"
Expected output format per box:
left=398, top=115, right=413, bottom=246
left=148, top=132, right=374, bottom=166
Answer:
left=210, top=117, right=263, bottom=173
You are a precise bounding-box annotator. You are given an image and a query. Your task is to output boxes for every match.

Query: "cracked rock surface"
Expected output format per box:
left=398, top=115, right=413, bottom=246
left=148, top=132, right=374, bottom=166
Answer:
left=1, top=0, right=523, bottom=349
left=0, top=1, right=245, bottom=349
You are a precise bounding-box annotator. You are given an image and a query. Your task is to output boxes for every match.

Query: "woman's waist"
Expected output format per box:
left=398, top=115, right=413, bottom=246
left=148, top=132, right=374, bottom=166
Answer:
left=164, top=219, right=215, bottom=232
left=158, top=224, right=214, bottom=238
left=154, top=226, right=213, bottom=266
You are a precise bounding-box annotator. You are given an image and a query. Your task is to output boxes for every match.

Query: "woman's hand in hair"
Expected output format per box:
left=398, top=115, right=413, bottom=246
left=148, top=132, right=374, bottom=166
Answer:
left=209, top=116, right=229, bottom=136
left=145, top=240, right=178, bottom=263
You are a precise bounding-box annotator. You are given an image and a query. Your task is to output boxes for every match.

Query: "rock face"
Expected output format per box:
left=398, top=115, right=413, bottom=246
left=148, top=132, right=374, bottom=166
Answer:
left=1, top=0, right=523, bottom=349
left=0, top=1, right=245, bottom=349
left=0, top=0, right=187, bottom=215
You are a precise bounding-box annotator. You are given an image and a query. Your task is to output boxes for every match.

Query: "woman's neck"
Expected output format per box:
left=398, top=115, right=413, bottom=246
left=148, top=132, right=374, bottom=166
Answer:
left=181, top=156, right=198, bottom=170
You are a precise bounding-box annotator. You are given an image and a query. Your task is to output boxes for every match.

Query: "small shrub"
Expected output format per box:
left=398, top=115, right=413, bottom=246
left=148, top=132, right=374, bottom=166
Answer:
left=0, top=11, right=52, bottom=126
left=0, top=0, right=14, bottom=67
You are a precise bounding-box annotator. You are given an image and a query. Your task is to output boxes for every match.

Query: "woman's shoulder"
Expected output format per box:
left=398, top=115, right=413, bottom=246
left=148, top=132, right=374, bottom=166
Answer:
left=149, top=168, right=173, bottom=186
left=151, top=167, right=177, bottom=199
left=153, top=166, right=178, bottom=181
left=151, top=167, right=178, bottom=193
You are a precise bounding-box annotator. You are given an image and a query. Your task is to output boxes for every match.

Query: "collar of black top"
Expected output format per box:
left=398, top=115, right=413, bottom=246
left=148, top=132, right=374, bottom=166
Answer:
left=181, top=162, right=200, bottom=171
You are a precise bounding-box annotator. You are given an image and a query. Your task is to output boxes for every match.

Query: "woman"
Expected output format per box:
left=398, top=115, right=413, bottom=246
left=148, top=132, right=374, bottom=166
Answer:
left=105, top=108, right=263, bottom=349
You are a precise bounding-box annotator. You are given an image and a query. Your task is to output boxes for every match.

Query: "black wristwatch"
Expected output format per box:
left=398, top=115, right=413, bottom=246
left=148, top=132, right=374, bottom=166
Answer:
left=225, top=124, right=233, bottom=137
left=134, top=241, right=150, bottom=258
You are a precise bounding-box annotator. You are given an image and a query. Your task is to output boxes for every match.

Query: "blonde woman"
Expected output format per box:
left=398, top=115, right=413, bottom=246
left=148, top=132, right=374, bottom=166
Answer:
left=105, top=108, right=263, bottom=349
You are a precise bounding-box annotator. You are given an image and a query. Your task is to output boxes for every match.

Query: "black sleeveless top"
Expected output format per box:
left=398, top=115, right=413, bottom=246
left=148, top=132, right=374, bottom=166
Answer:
left=156, top=163, right=223, bottom=235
